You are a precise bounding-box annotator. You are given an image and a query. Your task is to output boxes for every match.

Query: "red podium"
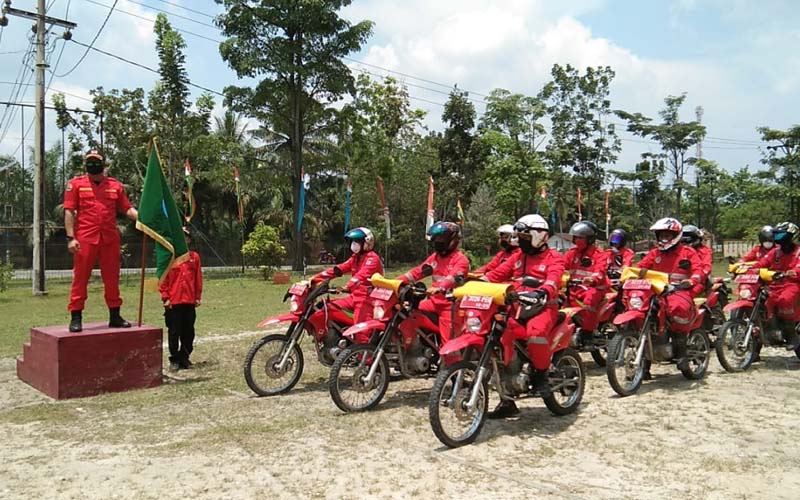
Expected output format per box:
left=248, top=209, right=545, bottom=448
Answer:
left=16, top=323, right=163, bottom=399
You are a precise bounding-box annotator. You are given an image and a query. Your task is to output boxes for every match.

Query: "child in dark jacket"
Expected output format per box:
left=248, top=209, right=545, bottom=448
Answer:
left=159, top=227, right=203, bottom=370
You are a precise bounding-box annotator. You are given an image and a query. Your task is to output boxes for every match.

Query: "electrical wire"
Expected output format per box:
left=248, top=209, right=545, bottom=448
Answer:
left=54, top=0, right=118, bottom=77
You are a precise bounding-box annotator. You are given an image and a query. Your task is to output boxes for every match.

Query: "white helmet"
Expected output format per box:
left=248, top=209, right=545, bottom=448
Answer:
left=514, top=214, right=550, bottom=249
left=650, top=217, right=683, bottom=251
left=497, top=224, right=514, bottom=236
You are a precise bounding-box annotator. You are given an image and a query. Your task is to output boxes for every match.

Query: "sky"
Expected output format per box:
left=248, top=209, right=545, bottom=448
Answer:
left=0, top=0, right=798, bottom=182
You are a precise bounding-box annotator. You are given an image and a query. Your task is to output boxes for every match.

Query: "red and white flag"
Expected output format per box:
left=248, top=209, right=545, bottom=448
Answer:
left=426, top=176, right=435, bottom=235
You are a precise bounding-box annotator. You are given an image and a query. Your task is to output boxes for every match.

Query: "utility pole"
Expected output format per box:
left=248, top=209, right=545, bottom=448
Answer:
left=1, top=0, right=76, bottom=295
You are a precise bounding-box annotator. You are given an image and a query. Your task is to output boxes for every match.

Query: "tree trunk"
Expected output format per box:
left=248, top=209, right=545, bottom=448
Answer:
left=291, top=93, right=304, bottom=271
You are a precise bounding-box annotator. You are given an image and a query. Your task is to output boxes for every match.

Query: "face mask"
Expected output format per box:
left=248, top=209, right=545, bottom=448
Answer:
left=610, top=246, right=620, bottom=253
left=573, top=239, right=588, bottom=250
left=350, top=241, right=361, bottom=254
left=500, top=240, right=511, bottom=251
left=86, top=162, right=103, bottom=175
left=763, top=241, right=774, bottom=249
left=434, top=240, right=450, bottom=255
left=518, top=238, right=534, bottom=254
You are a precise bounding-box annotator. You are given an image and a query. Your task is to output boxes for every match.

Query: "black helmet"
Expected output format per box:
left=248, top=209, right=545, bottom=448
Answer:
left=758, top=225, right=774, bottom=244
left=428, top=221, right=461, bottom=256
left=681, top=224, right=702, bottom=247
left=609, top=228, right=628, bottom=249
left=773, top=222, right=799, bottom=246
left=569, top=221, right=598, bottom=245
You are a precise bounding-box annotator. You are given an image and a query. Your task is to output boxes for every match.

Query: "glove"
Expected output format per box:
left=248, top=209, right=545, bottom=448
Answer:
left=518, top=289, right=548, bottom=305
left=678, top=279, right=694, bottom=290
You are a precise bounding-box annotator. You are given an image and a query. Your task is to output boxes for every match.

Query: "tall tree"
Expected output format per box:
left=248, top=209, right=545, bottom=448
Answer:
left=437, top=87, right=482, bottom=215
left=758, top=125, right=800, bottom=222
left=616, top=93, right=705, bottom=218
left=216, top=0, right=373, bottom=270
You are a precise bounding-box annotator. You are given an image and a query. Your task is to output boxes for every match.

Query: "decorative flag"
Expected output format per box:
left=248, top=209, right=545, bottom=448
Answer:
left=604, top=190, right=611, bottom=239
left=456, top=199, right=465, bottom=226
left=136, top=139, right=189, bottom=282
left=426, top=176, right=435, bottom=235
left=234, top=166, right=244, bottom=224
left=344, top=177, right=352, bottom=233
left=537, top=186, right=548, bottom=215
left=297, top=170, right=310, bottom=233
left=184, top=159, right=196, bottom=223
left=376, top=176, right=391, bottom=239
left=548, top=192, right=555, bottom=226
left=577, top=187, right=582, bottom=221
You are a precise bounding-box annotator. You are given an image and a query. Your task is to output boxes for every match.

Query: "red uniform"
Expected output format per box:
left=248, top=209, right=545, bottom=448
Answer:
left=487, top=247, right=566, bottom=371
left=605, top=247, right=635, bottom=274
left=755, top=246, right=800, bottom=321
left=401, top=250, right=470, bottom=343
left=476, top=248, right=519, bottom=274
left=63, top=175, right=133, bottom=312
left=314, top=250, right=384, bottom=324
left=637, top=244, right=704, bottom=333
left=564, top=245, right=609, bottom=332
left=695, top=244, right=713, bottom=283
left=159, top=251, right=203, bottom=305
left=741, top=244, right=769, bottom=262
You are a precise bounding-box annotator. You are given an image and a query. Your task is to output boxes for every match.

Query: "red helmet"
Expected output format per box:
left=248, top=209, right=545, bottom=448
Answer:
left=650, top=217, right=683, bottom=251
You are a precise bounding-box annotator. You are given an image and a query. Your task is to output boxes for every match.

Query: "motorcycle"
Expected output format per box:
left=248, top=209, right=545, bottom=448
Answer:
left=318, top=250, right=338, bottom=265
left=428, top=278, right=585, bottom=448
left=606, top=267, right=712, bottom=397
left=243, top=273, right=354, bottom=396
left=700, top=276, right=731, bottom=342
left=563, top=271, right=619, bottom=367
left=328, top=273, right=442, bottom=412
left=716, top=265, right=800, bottom=371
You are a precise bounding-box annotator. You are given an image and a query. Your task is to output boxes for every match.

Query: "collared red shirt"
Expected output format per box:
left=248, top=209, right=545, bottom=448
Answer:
left=64, top=175, right=132, bottom=245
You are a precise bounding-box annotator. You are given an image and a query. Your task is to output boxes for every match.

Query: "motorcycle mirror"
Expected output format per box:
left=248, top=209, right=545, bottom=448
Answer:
left=333, top=266, right=343, bottom=277
left=580, top=256, right=592, bottom=268
left=453, top=273, right=466, bottom=286
left=421, top=264, right=434, bottom=277
left=522, top=276, right=542, bottom=288
left=678, top=259, right=691, bottom=270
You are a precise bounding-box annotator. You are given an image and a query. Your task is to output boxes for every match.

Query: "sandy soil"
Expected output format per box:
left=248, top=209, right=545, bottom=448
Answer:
left=2, top=340, right=800, bottom=500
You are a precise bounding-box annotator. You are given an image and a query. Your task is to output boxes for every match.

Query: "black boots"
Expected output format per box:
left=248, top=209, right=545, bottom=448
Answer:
left=674, top=334, right=690, bottom=371
left=69, top=310, right=82, bottom=332
left=487, top=400, right=520, bottom=419
left=109, top=307, right=131, bottom=328
left=783, top=324, right=800, bottom=351
left=531, top=369, right=551, bottom=397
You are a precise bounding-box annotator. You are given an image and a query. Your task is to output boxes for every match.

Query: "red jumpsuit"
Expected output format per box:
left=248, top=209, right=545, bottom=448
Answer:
left=564, top=245, right=609, bottom=331
left=487, top=247, right=566, bottom=371
left=401, top=250, right=470, bottom=343
left=476, top=248, right=519, bottom=274
left=605, top=247, right=635, bottom=275
left=637, top=244, right=704, bottom=334
left=63, top=175, right=133, bottom=312
left=755, top=246, right=800, bottom=321
left=741, top=244, right=769, bottom=262
left=314, top=250, right=384, bottom=324
left=695, top=244, right=713, bottom=284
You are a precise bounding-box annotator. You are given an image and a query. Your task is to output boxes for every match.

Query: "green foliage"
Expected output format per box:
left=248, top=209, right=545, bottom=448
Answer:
left=464, top=184, right=504, bottom=256
left=241, top=222, right=287, bottom=279
left=0, top=262, right=12, bottom=292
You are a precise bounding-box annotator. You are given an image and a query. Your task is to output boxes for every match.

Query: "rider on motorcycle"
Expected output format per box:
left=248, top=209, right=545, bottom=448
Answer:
left=399, top=221, right=470, bottom=344
left=637, top=218, right=704, bottom=375
left=682, top=224, right=713, bottom=292
left=484, top=214, right=566, bottom=417
left=476, top=224, right=519, bottom=273
left=605, top=228, right=635, bottom=278
left=754, top=222, right=800, bottom=351
left=313, top=227, right=384, bottom=323
left=564, top=221, right=610, bottom=343
left=741, top=225, right=775, bottom=262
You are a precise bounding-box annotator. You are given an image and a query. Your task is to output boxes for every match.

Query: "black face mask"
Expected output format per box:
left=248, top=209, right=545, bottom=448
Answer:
left=86, top=162, right=103, bottom=175
left=500, top=240, right=511, bottom=251
left=518, top=239, right=544, bottom=255
left=434, top=240, right=450, bottom=255
left=779, top=240, right=795, bottom=253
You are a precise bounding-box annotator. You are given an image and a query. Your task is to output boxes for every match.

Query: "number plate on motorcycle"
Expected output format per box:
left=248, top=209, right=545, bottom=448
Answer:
left=460, top=295, right=493, bottom=310
left=369, top=288, right=394, bottom=300
left=735, top=274, right=759, bottom=284
left=623, top=279, right=651, bottom=290
left=288, top=283, right=307, bottom=295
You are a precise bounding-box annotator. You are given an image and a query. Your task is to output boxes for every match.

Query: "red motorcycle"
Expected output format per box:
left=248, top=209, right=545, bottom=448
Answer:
left=563, top=274, right=619, bottom=367
left=428, top=278, right=585, bottom=448
left=606, top=267, right=711, bottom=397
left=328, top=272, right=443, bottom=412
left=243, top=273, right=354, bottom=396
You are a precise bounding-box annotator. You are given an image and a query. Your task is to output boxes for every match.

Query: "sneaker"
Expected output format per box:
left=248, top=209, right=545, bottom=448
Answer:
left=169, top=362, right=181, bottom=372
left=487, top=400, right=520, bottom=419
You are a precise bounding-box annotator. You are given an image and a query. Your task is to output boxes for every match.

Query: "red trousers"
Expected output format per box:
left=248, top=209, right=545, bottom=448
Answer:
left=666, top=290, right=697, bottom=334
left=570, top=287, right=604, bottom=332
left=331, top=294, right=373, bottom=344
left=767, top=283, right=800, bottom=321
left=419, top=299, right=455, bottom=343
left=68, top=239, right=122, bottom=312
left=503, top=306, right=560, bottom=371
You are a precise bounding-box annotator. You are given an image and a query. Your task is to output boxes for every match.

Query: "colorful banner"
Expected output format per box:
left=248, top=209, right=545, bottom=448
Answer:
left=456, top=199, right=465, bottom=225
left=297, top=170, right=309, bottom=233
left=426, top=176, right=435, bottom=235
left=577, top=187, right=583, bottom=222
left=376, top=176, right=391, bottom=239
left=184, top=159, right=196, bottom=223
left=604, top=190, right=610, bottom=239
left=344, top=177, right=352, bottom=233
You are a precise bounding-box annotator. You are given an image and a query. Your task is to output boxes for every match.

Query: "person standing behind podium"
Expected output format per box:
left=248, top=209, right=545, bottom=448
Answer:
left=64, top=150, right=138, bottom=332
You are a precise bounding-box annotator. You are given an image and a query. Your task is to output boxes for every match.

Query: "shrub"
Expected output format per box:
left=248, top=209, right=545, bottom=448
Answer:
left=241, top=222, right=286, bottom=279
left=0, top=262, right=12, bottom=292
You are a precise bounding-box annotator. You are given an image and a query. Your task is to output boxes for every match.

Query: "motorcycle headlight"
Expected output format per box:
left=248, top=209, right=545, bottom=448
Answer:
left=373, top=304, right=386, bottom=320
left=466, top=316, right=482, bottom=333
left=629, top=296, right=644, bottom=310
left=289, top=297, right=299, bottom=312
left=739, top=288, right=752, bottom=300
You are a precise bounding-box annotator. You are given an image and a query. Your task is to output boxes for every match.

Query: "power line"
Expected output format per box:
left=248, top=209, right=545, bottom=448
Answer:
left=55, top=0, right=116, bottom=77
left=123, top=0, right=216, bottom=29
left=0, top=81, right=93, bottom=102
left=152, top=0, right=215, bottom=19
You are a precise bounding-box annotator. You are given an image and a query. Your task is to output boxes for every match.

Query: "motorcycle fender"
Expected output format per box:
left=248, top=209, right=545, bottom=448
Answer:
left=705, top=292, right=719, bottom=308
left=439, top=333, right=485, bottom=357
left=258, top=312, right=300, bottom=328
left=341, top=319, right=387, bottom=340
left=551, top=322, right=576, bottom=351
left=597, top=301, right=617, bottom=323
left=613, top=310, right=646, bottom=326
left=724, top=300, right=754, bottom=313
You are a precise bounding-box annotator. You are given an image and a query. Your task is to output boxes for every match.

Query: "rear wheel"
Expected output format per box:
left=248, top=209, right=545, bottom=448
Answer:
left=542, top=348, right=585, bottom=416
left=428, top=361, right=488, bottom=448
left=681, top=329, right=710, bottom=380
left=329, top=344, right=389, bottom=412
left=243, top=333, right=304, bottom=396
left=606, top=327, right=645, bottom=397
left=715, top=319, right=756, bottom=372
left=590, top=323, right=616, bottom=367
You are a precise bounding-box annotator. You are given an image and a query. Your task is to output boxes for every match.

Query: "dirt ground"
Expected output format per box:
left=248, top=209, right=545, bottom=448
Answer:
left=2, top=334, right=800, bottom=500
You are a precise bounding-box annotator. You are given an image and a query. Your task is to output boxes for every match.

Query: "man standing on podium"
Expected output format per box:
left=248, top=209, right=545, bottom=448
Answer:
left=63, top=150, right=138, bottom=332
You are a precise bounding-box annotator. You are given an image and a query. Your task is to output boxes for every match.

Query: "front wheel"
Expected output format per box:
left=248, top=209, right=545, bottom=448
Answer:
left=243, top=333, right=304, bottom=396
left=543, top=348, right=585, bottom=416
left=715, top=319, right=756, bottom=372
left=329, top=344, right=389, bottom=412
left=428, top=361, right=488, bottom=448
left=606, top=327, right=645, bottom=397
left=681, top=329, right=711, bottom=380
left=590, top=323, right=616, bottom=367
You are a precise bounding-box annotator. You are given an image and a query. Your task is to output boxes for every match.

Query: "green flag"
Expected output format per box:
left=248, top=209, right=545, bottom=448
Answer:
left=136, top=140, right=189, bottom=282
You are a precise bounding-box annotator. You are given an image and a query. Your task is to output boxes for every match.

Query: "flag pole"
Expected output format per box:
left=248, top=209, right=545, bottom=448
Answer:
left=240, top=221, right=245, bottom=275
left=138, top=231, right=146, bottom=327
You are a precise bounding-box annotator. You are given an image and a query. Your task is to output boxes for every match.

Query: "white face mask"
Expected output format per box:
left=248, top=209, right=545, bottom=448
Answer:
left=763, top=241, right=774, bottom=249
left=350, top=241, right=362, bottom=254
